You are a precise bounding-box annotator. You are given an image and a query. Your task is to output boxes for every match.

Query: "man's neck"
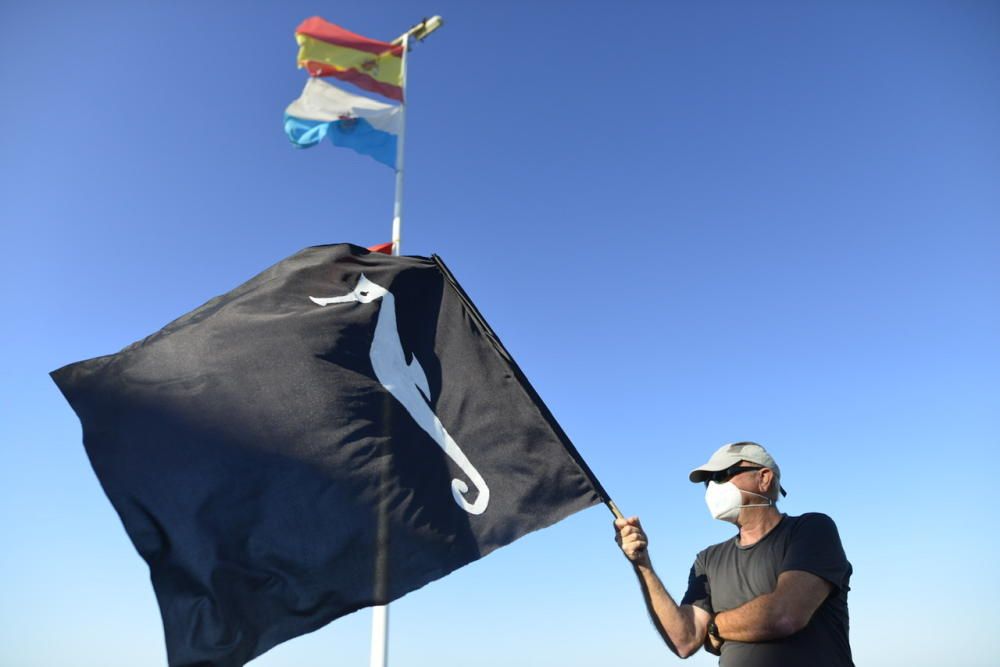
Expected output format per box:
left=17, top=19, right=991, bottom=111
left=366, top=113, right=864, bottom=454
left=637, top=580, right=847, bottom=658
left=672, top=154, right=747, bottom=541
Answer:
left=737, top=507, right=783, bottom=546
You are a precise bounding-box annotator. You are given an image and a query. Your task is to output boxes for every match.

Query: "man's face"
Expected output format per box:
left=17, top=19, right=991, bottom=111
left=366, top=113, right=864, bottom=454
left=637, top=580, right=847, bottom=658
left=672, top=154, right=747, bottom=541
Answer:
left=726, top=460, right=774, bottom=499
left=702, top=460, right=776, bottom=524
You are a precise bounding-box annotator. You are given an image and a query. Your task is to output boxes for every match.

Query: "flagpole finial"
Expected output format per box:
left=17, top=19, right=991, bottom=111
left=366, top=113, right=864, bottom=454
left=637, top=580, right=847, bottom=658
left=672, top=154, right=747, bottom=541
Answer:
left=392, top=16, right=444, bottom=46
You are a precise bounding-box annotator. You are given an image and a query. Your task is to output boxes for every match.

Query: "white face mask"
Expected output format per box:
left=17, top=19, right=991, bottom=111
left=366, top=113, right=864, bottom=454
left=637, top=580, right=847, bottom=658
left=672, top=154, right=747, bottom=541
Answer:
left=705, top=480, right=774, bottom=524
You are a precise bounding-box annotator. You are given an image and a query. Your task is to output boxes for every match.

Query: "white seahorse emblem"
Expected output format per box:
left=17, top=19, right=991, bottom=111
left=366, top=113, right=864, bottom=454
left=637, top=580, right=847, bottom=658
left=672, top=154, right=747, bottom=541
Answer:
left=310, top=274, right=490, bottom=515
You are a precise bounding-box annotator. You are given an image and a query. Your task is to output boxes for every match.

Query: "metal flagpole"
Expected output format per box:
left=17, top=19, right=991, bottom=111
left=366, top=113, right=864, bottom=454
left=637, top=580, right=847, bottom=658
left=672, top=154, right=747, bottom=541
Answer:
left=370, top=17, right=443, bottom=667
left=387, top=15, right=442, bottom=257
left=389, top=33, right=409, bottom=259
left=369, top=36, right=406, bottom=667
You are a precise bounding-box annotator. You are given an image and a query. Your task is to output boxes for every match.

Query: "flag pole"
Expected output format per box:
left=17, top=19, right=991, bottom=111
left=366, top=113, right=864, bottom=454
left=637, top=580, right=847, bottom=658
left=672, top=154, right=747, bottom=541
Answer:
left=370, top=17, right=444, bottom=667
left=387, top=15, right=443, bottom=256
left=369, top=33, right=406, bottom=667
left=389, top=32, right=408, bottom=258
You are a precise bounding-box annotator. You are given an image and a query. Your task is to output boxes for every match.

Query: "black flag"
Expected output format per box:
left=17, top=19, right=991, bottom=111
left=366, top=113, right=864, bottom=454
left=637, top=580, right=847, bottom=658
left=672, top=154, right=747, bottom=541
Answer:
left=52, top=244, right=607, bottom=667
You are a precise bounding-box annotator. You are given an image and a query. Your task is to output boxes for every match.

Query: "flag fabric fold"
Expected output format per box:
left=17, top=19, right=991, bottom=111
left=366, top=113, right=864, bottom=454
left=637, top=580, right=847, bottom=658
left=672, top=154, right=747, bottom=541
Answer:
left=295, top=16, right=404, bottom=102
left=284, top=78, right=401, bottom=167
left=52, top=244, right=605, bottom=667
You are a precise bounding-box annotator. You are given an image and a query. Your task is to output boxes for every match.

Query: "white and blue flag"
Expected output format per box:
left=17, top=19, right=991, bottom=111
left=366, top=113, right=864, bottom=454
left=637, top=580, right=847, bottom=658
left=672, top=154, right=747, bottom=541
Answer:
left=284, top=78, right=401, bottom=168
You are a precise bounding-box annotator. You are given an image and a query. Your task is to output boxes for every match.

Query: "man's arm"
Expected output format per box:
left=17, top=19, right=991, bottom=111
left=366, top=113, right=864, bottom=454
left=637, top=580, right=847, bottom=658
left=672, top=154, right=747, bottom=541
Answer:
left=714, top=570, right=832, bottom=641
left=615, top=517, right=711, bottom=659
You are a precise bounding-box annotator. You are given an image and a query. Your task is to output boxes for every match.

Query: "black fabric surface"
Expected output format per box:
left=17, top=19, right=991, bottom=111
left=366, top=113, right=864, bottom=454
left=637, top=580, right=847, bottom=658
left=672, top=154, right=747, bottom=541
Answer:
left=52, top=243, right=602, bottom=667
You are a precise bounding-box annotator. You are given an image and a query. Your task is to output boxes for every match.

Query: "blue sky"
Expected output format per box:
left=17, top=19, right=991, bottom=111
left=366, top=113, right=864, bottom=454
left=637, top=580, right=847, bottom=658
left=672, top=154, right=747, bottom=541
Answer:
left=1, top=1, right=998, bottom=666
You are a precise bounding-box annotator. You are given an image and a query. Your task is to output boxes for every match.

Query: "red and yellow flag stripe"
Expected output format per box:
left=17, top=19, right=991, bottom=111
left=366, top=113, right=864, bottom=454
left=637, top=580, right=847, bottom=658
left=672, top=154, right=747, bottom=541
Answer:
left=295, top=17, right=404, bottom=102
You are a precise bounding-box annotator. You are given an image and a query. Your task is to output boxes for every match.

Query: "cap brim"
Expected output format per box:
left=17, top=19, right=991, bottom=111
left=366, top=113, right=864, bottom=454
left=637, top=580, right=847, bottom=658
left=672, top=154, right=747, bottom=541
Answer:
left=688, top=462, right=735, bottom=483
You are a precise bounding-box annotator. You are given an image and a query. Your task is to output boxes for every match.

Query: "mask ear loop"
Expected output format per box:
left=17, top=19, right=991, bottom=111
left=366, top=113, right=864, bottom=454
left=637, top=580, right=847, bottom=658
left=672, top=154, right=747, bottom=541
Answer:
left=740, top=471, right=776, bottom=508
left=737, top=491, right=774, bottom=509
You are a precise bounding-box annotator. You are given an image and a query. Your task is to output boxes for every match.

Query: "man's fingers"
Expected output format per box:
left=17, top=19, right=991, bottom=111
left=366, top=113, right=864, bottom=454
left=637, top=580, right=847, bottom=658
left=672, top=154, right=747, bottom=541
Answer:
left=623, top=539, right=648, bottom=559
left=614, top=516, right=649, bottom=563
left=620, top=530, right=647, bottom=554
left=618, top=525, right=647, bottom=542
left=621, top=534, right=646, bottom=548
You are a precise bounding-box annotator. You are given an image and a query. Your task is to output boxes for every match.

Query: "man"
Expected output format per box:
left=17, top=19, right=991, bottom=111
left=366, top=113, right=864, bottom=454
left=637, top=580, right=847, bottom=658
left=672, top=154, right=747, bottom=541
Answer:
left=615, top=441, right=853, bottom=666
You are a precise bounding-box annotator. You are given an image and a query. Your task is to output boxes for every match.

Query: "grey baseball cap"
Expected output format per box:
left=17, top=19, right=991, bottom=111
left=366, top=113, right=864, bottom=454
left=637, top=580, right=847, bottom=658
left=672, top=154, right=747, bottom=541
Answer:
left=689, top=441, right=787, bottom=496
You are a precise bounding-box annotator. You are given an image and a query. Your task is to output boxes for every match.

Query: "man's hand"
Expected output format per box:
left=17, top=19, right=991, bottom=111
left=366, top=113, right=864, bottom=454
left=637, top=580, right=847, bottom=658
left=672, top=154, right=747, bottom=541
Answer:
left=614, top=516, right=651, bottom=567
left=703, top=624, right=723, bottom=656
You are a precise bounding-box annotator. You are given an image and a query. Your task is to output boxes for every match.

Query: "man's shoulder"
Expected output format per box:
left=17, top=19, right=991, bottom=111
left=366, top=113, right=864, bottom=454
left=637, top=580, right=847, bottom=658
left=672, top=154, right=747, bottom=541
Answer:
left=785, top=512, right=840, bottom=531
left=783, top=513, right=848, bottom=558
left=695, top=514, right=843, bottom=561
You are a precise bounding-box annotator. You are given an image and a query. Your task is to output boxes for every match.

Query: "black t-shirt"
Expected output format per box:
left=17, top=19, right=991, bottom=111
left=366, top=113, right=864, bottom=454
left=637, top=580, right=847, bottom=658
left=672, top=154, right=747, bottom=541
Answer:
left=680, top=513, right=853, bottom=667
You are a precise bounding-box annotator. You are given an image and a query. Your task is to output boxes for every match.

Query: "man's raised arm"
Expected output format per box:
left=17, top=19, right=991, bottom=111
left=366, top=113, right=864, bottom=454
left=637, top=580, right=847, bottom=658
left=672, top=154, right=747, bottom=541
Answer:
left=615, top=517, right=712, bottom=659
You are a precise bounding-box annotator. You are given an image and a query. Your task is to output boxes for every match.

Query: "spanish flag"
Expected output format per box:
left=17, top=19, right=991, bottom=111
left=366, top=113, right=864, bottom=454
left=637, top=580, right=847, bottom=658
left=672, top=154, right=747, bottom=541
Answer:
left=296, top=17, right=404, bottom=102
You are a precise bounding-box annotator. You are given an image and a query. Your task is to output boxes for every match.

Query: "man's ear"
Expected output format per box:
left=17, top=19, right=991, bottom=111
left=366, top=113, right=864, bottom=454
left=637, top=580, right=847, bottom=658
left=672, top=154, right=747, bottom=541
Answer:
left=759, top=468, right=774, bottom=495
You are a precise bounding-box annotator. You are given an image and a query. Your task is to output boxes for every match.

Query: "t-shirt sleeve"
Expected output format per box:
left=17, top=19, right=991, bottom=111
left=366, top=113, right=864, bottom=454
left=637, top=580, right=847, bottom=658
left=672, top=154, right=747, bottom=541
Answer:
left=780, top=513, right=852, bottom=592
left=680, top=553, right=713, bottom=614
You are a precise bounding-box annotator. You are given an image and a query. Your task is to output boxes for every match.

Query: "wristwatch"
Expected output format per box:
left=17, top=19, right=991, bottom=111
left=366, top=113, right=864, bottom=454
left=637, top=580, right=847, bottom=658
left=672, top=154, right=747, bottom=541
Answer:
left=708, top=619, right=721, bottom=640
